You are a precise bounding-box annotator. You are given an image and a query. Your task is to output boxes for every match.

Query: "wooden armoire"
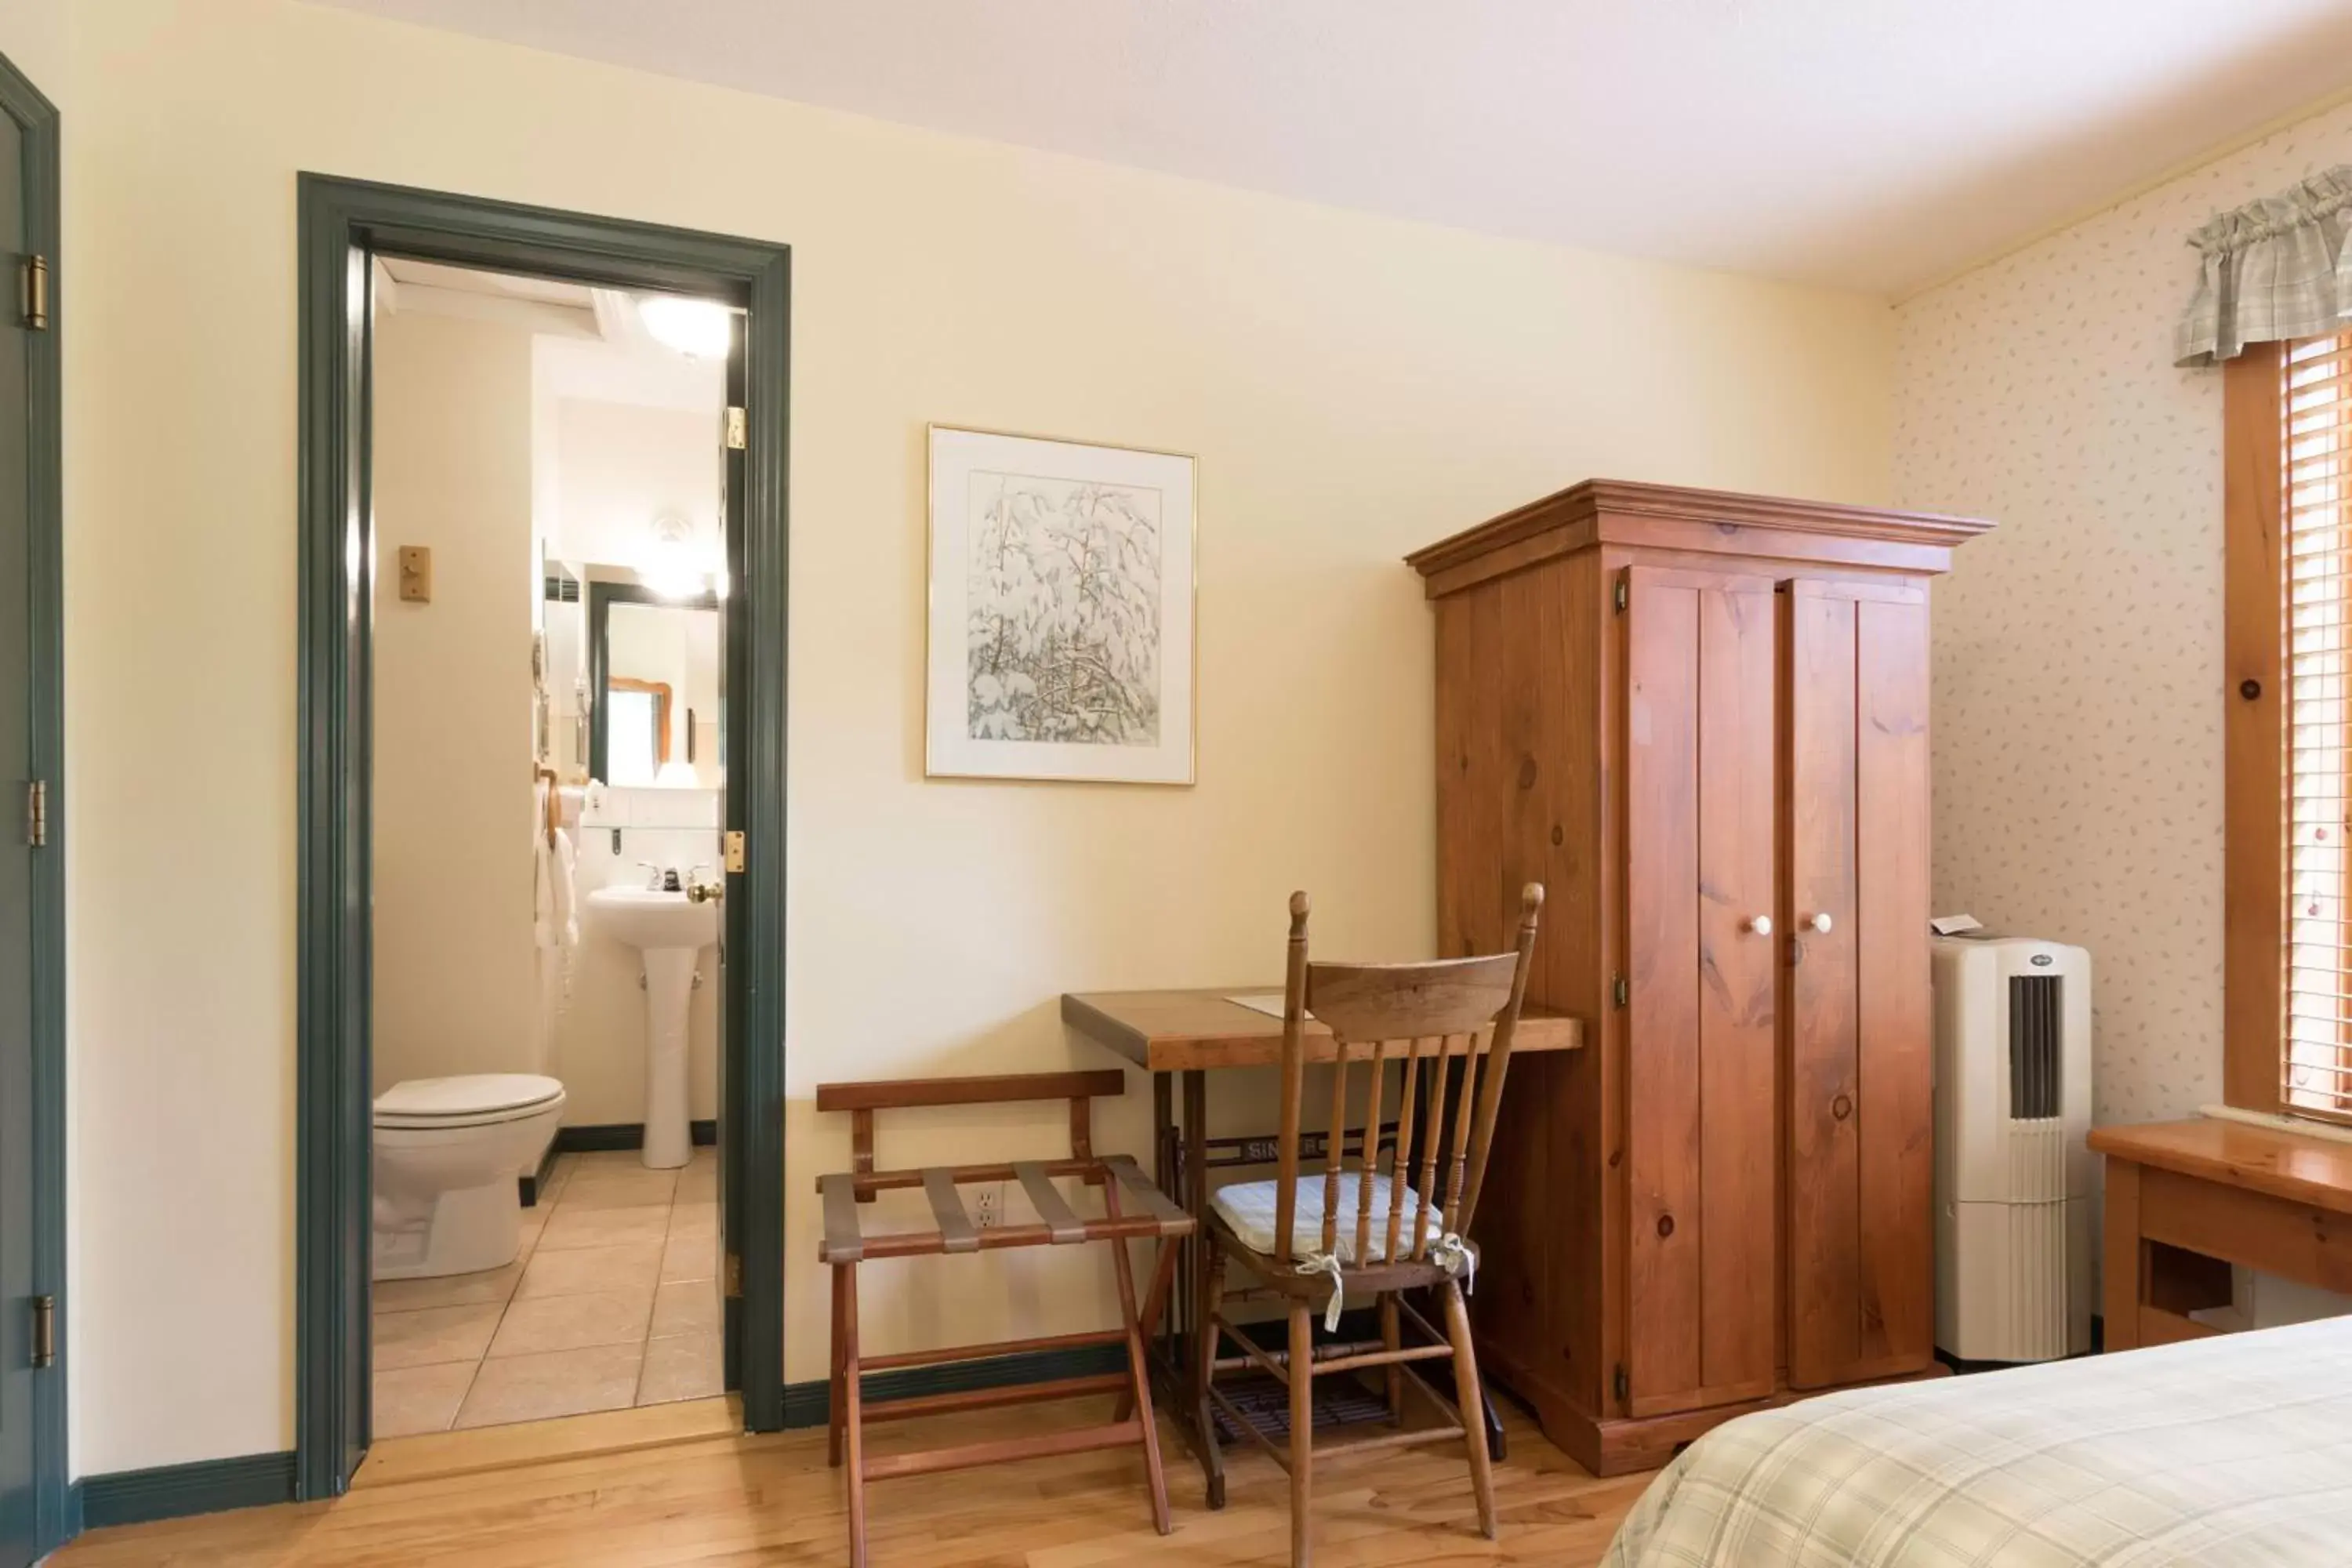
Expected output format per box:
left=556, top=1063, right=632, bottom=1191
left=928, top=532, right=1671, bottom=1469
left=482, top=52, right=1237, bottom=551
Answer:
left=1406, top=480, right=1990, bottom=1476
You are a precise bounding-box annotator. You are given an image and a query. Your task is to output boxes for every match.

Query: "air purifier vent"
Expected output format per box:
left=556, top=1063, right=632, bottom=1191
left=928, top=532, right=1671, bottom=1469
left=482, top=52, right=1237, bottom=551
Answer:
left=2008, top=974, right=2061, bottom=1120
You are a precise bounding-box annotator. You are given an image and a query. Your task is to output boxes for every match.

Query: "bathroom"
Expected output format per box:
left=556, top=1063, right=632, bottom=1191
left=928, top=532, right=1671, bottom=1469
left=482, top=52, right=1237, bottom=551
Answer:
left=364, top=258, right=736, bottom=1436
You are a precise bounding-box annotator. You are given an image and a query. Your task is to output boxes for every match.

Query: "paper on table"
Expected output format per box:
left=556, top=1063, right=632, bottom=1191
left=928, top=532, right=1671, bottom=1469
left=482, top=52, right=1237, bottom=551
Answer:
left=1226, top=992, right=1308, bottom=1020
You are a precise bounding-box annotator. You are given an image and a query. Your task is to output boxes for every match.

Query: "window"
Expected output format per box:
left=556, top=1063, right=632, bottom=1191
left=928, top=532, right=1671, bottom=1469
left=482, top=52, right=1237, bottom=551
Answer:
left=2227, top=332, right=2352, bottom=1122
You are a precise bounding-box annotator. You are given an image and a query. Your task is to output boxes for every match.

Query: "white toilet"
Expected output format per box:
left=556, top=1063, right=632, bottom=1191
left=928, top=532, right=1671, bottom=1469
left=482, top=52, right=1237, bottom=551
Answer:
left=373, top=1073, right=566, bottom=1280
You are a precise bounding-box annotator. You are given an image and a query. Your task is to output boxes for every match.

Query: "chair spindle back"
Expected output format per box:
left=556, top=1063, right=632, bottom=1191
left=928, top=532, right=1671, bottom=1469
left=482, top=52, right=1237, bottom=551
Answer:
left=1268, top=884, right=1543, bottom=1266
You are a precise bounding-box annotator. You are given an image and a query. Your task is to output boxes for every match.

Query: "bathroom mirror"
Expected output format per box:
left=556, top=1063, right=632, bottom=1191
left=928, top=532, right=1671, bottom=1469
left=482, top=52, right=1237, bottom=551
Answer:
left=587, top=577, right=723, bottom=792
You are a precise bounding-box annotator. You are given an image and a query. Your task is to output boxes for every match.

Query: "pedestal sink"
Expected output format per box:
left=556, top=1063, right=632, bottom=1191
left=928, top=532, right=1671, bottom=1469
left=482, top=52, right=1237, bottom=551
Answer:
left=586, top=886, right=720, bottom=1169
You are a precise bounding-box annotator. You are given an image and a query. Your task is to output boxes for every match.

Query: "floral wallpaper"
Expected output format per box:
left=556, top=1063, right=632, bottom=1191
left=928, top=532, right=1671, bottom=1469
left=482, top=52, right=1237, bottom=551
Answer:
left=1895, top=103, right=2352, bottom=1127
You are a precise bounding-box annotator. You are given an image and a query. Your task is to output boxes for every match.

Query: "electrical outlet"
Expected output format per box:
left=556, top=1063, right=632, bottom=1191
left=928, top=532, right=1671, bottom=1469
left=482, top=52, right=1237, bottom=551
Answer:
left=973, top=1182, right=1005, bottom=1229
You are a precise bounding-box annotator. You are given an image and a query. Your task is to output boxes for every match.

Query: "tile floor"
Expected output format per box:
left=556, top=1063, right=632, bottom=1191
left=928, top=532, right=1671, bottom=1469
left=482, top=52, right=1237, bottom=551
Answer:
left=372, top=1145, right=724, bottom=1436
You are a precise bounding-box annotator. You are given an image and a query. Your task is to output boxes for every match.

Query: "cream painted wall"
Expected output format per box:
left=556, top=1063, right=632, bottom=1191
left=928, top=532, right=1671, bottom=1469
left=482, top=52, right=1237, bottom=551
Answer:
left=1893, top=100, right=2352, bottom=1130
left=0, top=2, right=67, bottom=108
left=370, top=305, right=542, bottom=1094
left=61, top=0, right=1894, bottom=1472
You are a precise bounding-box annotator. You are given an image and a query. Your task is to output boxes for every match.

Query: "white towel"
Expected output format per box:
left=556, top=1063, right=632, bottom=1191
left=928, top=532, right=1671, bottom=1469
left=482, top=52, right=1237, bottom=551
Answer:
left=532, top=823, right=557, bottom=949
left=552, top=829, right=579, bottom=950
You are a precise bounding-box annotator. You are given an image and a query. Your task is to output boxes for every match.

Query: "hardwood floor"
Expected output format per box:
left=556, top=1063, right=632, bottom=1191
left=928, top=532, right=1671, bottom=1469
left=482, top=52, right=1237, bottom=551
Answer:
left=58, top=1392, right=1651, bottom=1566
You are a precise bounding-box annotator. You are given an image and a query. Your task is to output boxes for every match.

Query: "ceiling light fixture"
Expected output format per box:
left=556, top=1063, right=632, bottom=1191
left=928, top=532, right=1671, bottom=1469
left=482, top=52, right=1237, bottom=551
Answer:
left=637, top=295, right=732, bottom=359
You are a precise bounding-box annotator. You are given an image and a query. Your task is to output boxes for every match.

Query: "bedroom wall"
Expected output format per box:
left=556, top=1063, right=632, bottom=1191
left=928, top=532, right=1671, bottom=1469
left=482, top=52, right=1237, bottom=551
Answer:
left=60, top=0, right=1896, bottom=1472
left=1894, top=100, right=2352, bottom=1130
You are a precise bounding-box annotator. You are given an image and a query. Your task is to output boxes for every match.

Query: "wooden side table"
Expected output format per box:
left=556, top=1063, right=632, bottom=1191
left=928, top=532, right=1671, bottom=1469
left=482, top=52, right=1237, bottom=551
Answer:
left=2089, top=1117, right=2352, bottom=1350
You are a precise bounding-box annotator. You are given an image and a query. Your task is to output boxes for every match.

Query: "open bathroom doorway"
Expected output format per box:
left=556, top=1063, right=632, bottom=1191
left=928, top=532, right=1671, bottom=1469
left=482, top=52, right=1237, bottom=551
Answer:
left=296, top=179, right=788, bottom=1498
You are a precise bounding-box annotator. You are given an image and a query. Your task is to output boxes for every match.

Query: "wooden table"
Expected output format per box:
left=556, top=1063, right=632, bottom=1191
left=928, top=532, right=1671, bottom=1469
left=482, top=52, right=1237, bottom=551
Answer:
left=1062, top=987, right=1584, bottom=1490
left=2089, top=1117, right=2352, bottom=1351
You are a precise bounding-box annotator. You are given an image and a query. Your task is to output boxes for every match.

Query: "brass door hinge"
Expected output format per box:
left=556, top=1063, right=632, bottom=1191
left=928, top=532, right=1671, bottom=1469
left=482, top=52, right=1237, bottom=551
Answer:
left=724, top=1252, right=743, bottom=1299
left=722, top=829, right=746, bottom=873
left=724, top=406, right=746, bottom=450
left=1613, top=573, right=1628, bottom=614
left=1612, top=1363, right=1628, bottom=1404
left=31, top=1295, right=54, bottom=1369
left=1611, top=972, right=1628, bottom=1010
left=21, top=255, right=47, bottom=332
left=24, top=780, right=45, bottom=848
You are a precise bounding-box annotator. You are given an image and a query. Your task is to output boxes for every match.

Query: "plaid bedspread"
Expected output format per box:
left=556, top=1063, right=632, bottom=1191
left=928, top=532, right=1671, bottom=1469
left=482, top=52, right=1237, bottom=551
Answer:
left=1604, top=1315, right=2352, bottom=1566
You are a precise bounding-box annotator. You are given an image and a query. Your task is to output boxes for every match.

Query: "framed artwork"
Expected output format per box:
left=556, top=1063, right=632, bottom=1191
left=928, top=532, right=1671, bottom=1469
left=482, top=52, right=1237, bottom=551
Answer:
left=927, top=425, right=1196, bottom=784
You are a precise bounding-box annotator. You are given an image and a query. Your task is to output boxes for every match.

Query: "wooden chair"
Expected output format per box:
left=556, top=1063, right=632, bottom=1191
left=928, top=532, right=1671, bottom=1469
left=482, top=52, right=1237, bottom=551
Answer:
left=1196, top=886, right=1542, bottom=1566
left=815, top=1071, right=1193, bottom=1568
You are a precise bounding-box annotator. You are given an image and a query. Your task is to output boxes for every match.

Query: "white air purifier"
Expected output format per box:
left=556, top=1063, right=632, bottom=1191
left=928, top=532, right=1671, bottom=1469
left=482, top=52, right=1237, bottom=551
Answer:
left=1931, top=932, right=2093, bottom=1363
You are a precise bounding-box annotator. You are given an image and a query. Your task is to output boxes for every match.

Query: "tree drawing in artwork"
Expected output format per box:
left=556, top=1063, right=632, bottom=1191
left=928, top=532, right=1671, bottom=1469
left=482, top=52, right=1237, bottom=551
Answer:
left=966, top=470, right=1163, bottom=745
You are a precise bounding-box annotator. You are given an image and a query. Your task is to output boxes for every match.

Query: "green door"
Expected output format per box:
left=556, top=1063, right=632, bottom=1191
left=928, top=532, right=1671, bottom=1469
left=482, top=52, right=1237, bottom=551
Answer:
left=0, top=67, right=40, bottom=1568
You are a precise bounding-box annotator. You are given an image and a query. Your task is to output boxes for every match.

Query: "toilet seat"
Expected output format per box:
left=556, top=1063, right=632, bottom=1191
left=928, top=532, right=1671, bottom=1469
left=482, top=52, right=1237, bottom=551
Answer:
left=375, top=1073, right=565, bottom=1131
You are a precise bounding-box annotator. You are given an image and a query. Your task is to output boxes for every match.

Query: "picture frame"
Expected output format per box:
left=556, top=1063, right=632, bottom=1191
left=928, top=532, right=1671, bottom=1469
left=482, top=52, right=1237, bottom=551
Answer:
left=926, top=424, right=1197, bottom=784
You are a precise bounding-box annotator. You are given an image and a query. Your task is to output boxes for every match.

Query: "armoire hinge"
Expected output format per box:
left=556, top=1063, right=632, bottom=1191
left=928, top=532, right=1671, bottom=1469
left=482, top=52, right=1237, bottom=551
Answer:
left=1613, top=575, right=1628, bottom=614
left=1612, top=1363, right=1628, bottom=1403
left=1611, top=973, right=1628, bottom=1009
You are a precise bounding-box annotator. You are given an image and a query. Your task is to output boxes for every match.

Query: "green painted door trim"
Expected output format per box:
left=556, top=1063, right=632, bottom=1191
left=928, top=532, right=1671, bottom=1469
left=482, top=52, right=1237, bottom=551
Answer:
left=296, top=175, right=790, bottom=1501
left=0, top=45, right=69, bottom=1563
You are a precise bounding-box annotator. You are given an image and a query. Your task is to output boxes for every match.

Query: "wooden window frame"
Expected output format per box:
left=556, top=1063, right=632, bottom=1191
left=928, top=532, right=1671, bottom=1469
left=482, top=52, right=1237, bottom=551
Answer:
left=2224, top=339, right=2288, bottom=1116
left=2224, top=336, right=2352, bottom=1121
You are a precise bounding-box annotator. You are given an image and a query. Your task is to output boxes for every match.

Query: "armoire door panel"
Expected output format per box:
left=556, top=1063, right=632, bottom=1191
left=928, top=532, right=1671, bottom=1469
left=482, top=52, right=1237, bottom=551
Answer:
left=1625, top=567, right=1777, bottom=1415
left=1695, top=584, right=1778, bottom=1399
left=1625, top=575, right=1702, bottom=1410
left=1786, top=582, right=1935, bottom=1389
left=1786, top=588, right=1862, bottom=1387
left=1853, top=595, right=1934, bottom=1371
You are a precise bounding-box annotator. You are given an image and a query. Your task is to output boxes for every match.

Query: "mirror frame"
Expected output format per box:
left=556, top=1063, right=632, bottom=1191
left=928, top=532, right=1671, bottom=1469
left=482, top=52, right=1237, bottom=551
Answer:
left=586, top=579, right=720, bottom=785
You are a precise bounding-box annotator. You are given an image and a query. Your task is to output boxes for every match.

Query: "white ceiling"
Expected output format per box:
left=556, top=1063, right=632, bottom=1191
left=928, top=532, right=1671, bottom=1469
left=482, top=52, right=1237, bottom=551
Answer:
left=315, top=0, right=2352, bottom=294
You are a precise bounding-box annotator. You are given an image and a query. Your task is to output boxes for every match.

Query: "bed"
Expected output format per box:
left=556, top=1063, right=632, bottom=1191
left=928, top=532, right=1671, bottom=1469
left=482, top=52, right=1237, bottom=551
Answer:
left=1604, top=1315, right=2352, bottom=1566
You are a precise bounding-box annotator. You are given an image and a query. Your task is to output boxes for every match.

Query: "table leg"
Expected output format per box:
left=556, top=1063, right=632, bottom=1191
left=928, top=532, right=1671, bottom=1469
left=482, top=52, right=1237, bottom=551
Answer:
left=1154, top=1070, right=1174, bottom=1370
left=1182, top=1068, right=1208, bottom=1401
left=2102, top=1158, right=2143, bottom=1352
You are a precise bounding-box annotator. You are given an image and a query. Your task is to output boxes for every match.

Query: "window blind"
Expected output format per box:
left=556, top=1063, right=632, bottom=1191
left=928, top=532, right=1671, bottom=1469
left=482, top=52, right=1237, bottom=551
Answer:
left=2285, top=331, right=2352, bottom=1121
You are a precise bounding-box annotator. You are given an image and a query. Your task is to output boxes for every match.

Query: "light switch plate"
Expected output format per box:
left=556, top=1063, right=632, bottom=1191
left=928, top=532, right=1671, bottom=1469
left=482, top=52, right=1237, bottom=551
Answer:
left=397, top=545, right=432, bottom=603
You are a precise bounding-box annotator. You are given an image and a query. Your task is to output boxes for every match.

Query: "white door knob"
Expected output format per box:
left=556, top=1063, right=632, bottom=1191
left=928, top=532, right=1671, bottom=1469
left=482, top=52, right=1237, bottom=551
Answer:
left=1745, top=915, right=1773, bottom=936
left=1806, top=913, right=1833, bottom=934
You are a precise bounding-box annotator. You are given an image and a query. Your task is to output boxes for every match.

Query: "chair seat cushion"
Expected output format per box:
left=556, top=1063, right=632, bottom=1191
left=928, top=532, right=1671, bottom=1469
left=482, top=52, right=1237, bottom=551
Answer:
left=1209, top=1174, right=1445, bottom=1263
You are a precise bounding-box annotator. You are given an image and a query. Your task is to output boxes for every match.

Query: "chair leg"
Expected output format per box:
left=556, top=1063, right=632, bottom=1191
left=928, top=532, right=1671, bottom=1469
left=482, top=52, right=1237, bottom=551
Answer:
left=1196, top=1243, right=1228, bottom=1509
left=840, top=1263, right=868, bottom=1568
left=1441, top=1279, right=1497, bottom=1541
left=1378, top=1292, right=1403, bottom=1426
left=1288, top=1301, right=1316, bottom=1568
left=1109, top=1229, right=1173, bottom=1534
left=828, top=1263, right=848, bottom=1468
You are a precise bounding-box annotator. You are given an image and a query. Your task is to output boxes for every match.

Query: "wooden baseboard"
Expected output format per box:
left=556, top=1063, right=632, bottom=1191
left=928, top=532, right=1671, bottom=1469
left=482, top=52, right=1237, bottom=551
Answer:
left=521, top=1122, right=718, bottom=1205
left=781, top=1341, right=1131, bottom=1430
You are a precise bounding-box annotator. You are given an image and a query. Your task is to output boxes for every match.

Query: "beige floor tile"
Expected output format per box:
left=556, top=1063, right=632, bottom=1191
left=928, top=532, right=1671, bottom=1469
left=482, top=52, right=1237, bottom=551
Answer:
left=558, top=1168, right=677, bottom=1210
left=567, top=1149, right=649, bottom=1174
left=666, top=1200, right=718, bottom=1243
left=372, top=1303, right=503, bottom=1371
left=515, top=1240, right=662, bottom=1301
left=488, top=1291, right=652, bottom=1358
left=673, top=1163, right=717, bottom=1202
left=660, top=1229, right=720, bottom=1283
left=371, top=1261, right=521, bottom=1315
left=649, top=1279, right=720, bottom=1340
left=635, top=1332, right=723, bottom=1406
left=372, top=1360, right=477, bottom=1438
left=453, top=1343, right=642, bottom=1428
left=537, top=1203, right=673, bottom=1251
left=516, top=1206, right=548, bottom=1257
